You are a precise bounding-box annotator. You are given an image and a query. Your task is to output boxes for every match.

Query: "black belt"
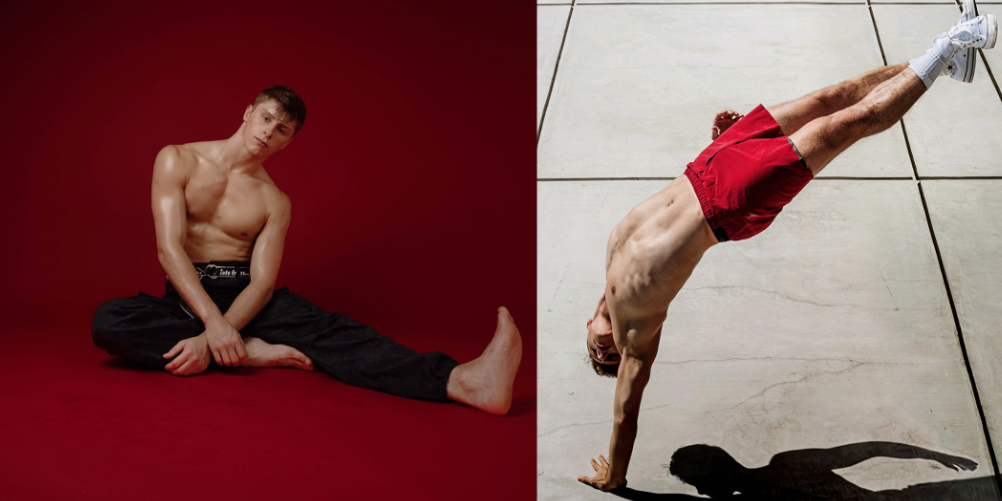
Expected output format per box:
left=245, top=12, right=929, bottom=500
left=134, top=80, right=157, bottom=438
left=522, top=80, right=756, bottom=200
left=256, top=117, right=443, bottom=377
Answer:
left=165, top=263, right=252, bottom=281
left=194, top=263, right=251, bottom=280
left=165, top=262, right=251, bottom=319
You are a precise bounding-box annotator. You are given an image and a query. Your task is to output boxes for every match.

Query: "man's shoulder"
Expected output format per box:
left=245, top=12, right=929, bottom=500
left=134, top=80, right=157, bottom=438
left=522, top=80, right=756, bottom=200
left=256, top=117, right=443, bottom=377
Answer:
left=263, top=183, right=291, bottom=209
left=156, top=143, right=199, bottom=169
left=172, top=140, right=223, bottom=160
left=155, top=141, right=227, bottom=173
left=251, top=168, right=287, bottom=201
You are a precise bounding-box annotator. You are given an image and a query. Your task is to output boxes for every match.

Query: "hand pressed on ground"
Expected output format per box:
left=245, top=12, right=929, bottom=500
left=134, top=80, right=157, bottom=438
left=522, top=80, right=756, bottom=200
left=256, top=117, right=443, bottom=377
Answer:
left=578, top=454, right=625, bottom=491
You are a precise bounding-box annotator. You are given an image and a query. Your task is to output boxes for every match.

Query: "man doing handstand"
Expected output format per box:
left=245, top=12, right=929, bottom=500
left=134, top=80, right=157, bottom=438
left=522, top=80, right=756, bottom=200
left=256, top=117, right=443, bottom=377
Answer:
left=578, top=2, right=996, bottom=489
left=91, top=85, right=522, bottom=415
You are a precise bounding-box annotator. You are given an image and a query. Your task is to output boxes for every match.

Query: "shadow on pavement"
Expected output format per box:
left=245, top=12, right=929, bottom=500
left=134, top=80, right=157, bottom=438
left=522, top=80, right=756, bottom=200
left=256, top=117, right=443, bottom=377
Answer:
left=611, top=442, right=1001, bottom=500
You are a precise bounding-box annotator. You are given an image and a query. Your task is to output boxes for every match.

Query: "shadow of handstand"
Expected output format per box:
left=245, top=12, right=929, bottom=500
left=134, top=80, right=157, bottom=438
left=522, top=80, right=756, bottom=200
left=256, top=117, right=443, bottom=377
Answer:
left=612, top=442, right=1000, bottom=500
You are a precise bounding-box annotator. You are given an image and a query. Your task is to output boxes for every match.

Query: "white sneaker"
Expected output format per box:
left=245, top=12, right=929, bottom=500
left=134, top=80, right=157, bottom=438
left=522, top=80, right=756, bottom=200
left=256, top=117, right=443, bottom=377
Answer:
left=944, top=0, right=978, bottom=82
left=936, top=14, right=998, bottom=52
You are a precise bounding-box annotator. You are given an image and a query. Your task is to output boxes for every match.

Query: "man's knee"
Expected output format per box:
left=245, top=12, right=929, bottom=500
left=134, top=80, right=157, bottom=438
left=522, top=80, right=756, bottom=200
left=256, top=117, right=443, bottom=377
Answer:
left=91, top=299, right=124, bottom=345
left=831, top=103, right=882, bottom=136
left=812, top=86, right=852, bottom=115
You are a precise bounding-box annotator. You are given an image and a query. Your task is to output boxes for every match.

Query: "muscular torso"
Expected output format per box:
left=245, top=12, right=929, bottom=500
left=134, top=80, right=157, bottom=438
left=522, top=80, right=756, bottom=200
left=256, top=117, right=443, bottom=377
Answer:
left=604, top=175, right=719, bottom=353
left=174, top=141, right=281, bottom=262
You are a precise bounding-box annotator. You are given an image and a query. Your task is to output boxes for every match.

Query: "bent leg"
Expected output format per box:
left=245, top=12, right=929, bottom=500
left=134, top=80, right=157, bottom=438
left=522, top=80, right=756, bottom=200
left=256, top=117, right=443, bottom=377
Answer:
left=767, top=63, right=909, bottom=136
left=790, top=68, right=926, bottom=175
left=92, top=293, right=205, bottom=370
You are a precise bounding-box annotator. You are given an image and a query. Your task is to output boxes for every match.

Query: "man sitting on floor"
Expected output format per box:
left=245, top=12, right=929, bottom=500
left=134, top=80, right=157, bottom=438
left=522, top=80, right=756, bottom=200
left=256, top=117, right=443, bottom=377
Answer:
left=91, top=85, right=522, bottom=415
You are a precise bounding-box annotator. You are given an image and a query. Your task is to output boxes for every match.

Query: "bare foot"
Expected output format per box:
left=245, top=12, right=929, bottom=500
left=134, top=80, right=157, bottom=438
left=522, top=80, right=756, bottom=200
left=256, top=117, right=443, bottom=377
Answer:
left=446, top=307, right=522, bottom=415
left=243, top=337, right=314, bottom=371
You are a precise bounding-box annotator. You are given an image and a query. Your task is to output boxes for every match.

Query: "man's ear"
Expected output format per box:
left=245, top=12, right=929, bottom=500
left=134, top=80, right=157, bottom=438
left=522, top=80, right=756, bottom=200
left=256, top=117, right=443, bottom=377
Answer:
left=243, top=104, right=254, bottom=122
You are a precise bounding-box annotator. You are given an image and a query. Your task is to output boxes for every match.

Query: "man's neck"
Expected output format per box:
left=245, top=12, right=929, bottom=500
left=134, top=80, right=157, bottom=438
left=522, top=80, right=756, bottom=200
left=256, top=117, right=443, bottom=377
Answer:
left=594, top=295, right=610, bottom=322
left=215, top=126, right=265, bottom=175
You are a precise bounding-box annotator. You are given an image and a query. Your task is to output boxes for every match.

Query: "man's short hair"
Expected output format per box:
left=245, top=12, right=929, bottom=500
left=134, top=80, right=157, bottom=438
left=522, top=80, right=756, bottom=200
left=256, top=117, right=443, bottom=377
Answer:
left=588, top=354, right=619, bottom=378
left=253, top=85, right=307, bottom=136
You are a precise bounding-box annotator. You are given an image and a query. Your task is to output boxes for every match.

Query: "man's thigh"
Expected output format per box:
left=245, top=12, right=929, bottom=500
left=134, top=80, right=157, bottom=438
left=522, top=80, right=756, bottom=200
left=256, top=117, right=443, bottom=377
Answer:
left=243, top=287, right=325, bottom=344
left=788, top=112, right=862, bottom=176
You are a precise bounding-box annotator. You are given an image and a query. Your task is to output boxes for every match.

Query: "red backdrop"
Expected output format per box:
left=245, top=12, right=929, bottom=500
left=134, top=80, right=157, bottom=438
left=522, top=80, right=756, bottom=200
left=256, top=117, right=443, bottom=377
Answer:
left=0, top=0, right=536, bottom=499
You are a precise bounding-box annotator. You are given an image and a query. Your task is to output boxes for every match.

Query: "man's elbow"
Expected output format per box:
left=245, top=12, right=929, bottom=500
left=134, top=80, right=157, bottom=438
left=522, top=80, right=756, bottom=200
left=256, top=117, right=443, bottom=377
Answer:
left=253, top=279, right=276, bottom=298
left=614, top=412, right=639, bottom=428
left=157, top=245, right=180, bottom=265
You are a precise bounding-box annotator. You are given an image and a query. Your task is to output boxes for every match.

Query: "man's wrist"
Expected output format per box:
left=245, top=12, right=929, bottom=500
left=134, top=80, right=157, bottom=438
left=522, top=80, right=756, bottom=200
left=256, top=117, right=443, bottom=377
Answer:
left=203, top=314, right=228, bottom=329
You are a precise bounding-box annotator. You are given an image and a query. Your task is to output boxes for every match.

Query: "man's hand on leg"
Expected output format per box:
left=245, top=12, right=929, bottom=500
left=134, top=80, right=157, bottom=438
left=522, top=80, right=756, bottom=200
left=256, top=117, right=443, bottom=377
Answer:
left=164, top=334, right=212, bottom=376
left=203, top=317, right=248, bottom=367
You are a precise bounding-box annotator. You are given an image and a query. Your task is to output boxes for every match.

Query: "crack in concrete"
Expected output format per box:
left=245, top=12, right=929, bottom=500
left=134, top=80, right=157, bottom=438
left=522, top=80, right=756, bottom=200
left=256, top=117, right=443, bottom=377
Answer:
left=551, top=262, right=573, bottom=302
left=539, top=417, right=614, bottom=438
left=731, top=360, right=917, bottom=409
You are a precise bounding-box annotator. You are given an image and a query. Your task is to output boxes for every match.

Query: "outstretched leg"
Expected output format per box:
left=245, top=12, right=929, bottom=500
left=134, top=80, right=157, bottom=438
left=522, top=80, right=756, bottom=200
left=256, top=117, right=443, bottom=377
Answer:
left=766, top=63, right=909, bottom=137
left=792, top=68, right=925, bottom=176
left=791, top=13, right=997, bottom=175
left=242, top=287, right=522, bottom=414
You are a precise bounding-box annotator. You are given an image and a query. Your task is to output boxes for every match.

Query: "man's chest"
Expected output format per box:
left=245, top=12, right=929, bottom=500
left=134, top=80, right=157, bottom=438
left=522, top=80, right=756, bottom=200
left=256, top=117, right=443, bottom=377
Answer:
left=184, top=169, right=269, bottom=240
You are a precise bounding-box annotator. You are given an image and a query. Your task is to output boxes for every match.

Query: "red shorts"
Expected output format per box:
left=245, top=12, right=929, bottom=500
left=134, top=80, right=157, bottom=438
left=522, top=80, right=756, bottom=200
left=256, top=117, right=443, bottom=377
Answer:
left=684, top=104, right=813, bottom=242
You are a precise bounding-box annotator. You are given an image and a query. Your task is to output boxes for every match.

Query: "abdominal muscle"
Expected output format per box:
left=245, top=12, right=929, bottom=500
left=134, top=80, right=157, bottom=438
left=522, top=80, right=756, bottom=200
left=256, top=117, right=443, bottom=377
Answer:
left=183, top=222, right=255, bottom=263
left=605, top=175, right=718, bottom=348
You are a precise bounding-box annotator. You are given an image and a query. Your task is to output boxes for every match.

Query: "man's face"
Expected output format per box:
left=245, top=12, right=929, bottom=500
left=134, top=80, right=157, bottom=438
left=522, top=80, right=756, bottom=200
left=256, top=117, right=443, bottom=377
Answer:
left=586, top=314, right=620, bottom=365
left=242, top=99, right=297, bottom=155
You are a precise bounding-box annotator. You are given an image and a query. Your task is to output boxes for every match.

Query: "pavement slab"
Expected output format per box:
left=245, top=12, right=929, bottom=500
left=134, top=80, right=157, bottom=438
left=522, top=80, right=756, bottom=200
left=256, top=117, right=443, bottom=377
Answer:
left=538, top=4, right=914, bottom=180
left=538, top=179, right=995, bottom=499
left=924, top=180, right=1002, bottom=466
left=872, top=4, right=1002, bottom=177
left=538, top=5, right=571, bottom=126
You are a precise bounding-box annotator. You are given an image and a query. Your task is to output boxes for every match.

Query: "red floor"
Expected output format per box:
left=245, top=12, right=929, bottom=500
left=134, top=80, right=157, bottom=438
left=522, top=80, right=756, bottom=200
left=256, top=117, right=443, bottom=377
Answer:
left=0, top=323, right=536, bottom=499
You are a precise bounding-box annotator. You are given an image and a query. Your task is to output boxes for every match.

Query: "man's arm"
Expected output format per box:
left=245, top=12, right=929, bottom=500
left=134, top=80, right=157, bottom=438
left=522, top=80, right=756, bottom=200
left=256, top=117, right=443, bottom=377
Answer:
left=580, top=326, right=661, bottom=491
left=771, top=442, right=978, bottom=472
left=221, top=190, right=291, bottom=331
left=152, top=145, right=246, bottom=368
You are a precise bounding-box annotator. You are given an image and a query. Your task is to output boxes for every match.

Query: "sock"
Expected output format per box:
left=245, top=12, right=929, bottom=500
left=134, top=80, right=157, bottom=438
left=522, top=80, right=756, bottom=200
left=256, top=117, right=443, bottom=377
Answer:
left=908, top=37, right=954, bottom=89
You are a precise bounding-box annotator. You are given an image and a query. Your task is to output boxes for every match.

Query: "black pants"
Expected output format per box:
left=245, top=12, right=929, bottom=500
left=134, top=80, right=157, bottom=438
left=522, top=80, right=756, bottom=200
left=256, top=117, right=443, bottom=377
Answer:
left=91, top=262, right=459, bottom=402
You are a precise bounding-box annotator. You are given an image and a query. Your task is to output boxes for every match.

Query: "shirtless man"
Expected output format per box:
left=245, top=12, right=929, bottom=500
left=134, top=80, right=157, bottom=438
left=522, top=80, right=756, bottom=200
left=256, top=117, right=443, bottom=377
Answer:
left=91, top=85, right=521, bottom=415
left=577, top=4, right=995, bottom=490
